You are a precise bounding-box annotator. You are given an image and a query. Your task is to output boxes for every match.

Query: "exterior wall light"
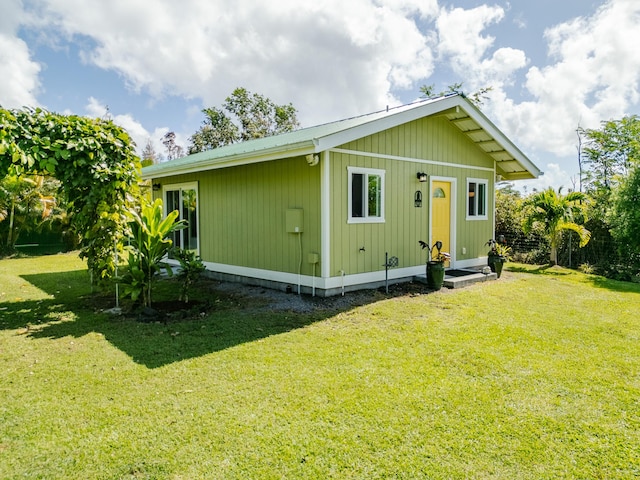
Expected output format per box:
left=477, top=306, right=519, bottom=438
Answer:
left=414, top=191, right=423, bottom=207
left=416, top=172, right=427, bottom=182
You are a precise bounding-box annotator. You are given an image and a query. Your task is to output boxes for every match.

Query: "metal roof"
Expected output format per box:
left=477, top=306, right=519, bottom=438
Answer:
left=142, top=93, right=541, bottom=181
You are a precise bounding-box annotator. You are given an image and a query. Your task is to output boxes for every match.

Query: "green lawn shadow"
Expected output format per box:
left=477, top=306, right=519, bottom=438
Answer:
left=506, top=264, right=572, bottom=276
left=2, top=270, right=372, bottom=369
left=506, top=263, right=640, bottom=294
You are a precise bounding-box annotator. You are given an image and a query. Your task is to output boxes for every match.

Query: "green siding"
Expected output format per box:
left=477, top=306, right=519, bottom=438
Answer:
left=155, top=157, right=322, bottom=276
left=341, top=116, right=492, bottom=169
left=152, top=114, right=497, bottom=282
left=330, top=116, right=494, bottom=275
left=330, top=152, right=429, bottom=275
left=455, top=169, right=495, bottom=260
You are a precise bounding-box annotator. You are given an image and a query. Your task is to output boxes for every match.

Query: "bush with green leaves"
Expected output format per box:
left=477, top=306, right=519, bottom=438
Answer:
left=119, top=199, right=186, bottom=307
left=0, top=107, right=141, bottom=282
left=170, top=247, right=206, bottom=303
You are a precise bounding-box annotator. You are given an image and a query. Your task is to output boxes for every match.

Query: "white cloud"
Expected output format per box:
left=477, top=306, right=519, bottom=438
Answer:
left=517, top=162, right=579, bottom=194
left=8, top=0, right=638, bottom=195
left=85, top=97, right=179, bottom=158
left=0, top=35, right=41, bottom=108
left=31, top=0, right=440, bottom=125
left=490, top=0, right=640, bottom=158
left=434, top=4, right=527, bottom=94
left=0, top=0, right=41, bottom=108
left=437, top=5, right=505, bottom=65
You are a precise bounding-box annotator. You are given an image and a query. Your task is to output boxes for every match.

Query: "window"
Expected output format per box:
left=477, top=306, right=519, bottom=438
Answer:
left=348, top=167, right=385, bottom=223
left=467, top=178, right=488, bottom=220
left=164, top=182, right=199, bottom=253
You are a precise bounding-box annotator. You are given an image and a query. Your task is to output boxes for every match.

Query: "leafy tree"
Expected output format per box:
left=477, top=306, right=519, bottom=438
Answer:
left=188, top=87, right=300, bottom=154
left=188, top=107, right=239, bottom=153
left=141, top=138, right=159, bottom=166
left=609, top=165, right=640, bottom=259
left=162, top=131, right=184, bottom=160
left=495, top=184, right=523, bottom=237
left=522, top=187, right=591, bottom=265
left=583, top=116, right=640, bottom=191
left=575, top=115, right=640, bottom=276
left=0, top=107, right=141, bottom=282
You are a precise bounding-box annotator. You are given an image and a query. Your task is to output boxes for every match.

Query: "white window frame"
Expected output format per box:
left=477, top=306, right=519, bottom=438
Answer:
left=162, top=181, right=200, bottom=254
left=347, top=167, right=385, bottom=224
left=466, top=178, right=488, bottom=220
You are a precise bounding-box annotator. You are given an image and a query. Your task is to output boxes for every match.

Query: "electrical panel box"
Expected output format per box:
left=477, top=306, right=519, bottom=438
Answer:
left=286, top=209, right=304, bottom=233
left=308, top=253, right=319, bottom=264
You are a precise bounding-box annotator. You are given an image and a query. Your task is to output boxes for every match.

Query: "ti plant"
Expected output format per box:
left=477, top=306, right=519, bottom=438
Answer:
left=119, top=198, right=186, bottom=307
left=419, top=240, right=450, bottom=263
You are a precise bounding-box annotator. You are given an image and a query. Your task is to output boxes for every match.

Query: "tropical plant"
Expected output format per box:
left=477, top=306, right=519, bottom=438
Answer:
left=419, top=240, right=450, bottom=290
left=170, top=247, right=206, bottom=303
left=495, top=242, right=512, bottom=259
left=0, top=107, right=141, bottom=281
left=119, top=199, right=186, bottom=307
left=522, top=187, right=591, bottom=265
left=0, top=174, right=60, bottom=252
left=485, top=237, right=512, bottom=278
left=419, top=240, right=450, bottom=263
left=486, top=237, right=512, bottom=261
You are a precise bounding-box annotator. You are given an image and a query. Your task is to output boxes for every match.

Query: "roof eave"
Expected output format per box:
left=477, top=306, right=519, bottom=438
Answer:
left=142, top=94, right=541, bottom=181
left=312, top=95, right=464, bottom=152
left=142, top=140, right=317, bottom=180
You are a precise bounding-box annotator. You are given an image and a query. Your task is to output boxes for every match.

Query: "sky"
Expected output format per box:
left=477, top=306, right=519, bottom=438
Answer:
left=2, top=0, right=639, bottom=192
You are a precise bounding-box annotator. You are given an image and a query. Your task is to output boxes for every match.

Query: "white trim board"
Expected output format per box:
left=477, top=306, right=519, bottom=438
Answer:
left=320, top=150, right=331, bottom=279
left=202, top=261, right=427, bottom=291
left=330, top=148, right=495, bottom=173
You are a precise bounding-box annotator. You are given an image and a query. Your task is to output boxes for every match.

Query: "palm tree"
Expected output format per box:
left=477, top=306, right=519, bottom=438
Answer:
left=0, top=175, right=59, bottom=250
left=523, top=187, right=591, bottom=265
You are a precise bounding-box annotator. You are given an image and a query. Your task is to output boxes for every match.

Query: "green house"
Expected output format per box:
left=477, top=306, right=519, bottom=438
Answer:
left=142, top=94, right=541, bottom=296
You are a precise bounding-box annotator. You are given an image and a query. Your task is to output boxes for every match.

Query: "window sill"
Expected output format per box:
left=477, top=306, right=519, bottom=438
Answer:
left=348, top=217, right=386, bottom=224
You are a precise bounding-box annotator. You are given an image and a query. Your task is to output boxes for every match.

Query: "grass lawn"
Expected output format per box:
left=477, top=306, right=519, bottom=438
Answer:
left=1, top=253, right=639, bottom=479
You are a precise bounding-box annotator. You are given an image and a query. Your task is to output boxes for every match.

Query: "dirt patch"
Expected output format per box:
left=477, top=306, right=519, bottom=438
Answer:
left=208, top=279, right=430, bottom=314
left=94, top=278, right=435, bottom=322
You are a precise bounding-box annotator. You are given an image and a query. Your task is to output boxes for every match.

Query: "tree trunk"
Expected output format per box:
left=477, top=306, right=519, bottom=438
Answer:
left=550, top=232, right=559, bottom=265
left=7, top=199, right=15, bottom=248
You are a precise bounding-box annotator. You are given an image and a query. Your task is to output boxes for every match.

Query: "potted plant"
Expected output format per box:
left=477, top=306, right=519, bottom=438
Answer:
left=486, top=237, right=512, bottom=279
left=419, top=240, right=450, bottom=290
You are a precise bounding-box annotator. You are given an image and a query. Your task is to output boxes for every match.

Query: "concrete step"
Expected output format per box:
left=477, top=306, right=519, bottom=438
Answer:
left=415, top=268, right=497, bottom=289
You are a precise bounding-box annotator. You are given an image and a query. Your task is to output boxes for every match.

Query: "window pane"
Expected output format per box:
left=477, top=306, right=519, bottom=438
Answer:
left=478, top=183, right=486, bottom=216
left=182, top=189, right=198, bottom=251
left=468, top=182, right=476, bottom=216
left=166, top=187, right=199, bottom=253
left=351, top=173, right=364, bottom=217
left=165, top=190, right=182, bottom=249
left=367, top=174, right=381, bottom=217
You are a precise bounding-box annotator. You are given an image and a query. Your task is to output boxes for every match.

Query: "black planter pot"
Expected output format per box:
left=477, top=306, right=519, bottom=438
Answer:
left=488, top=253, right=505, bottom=279
left=426, top=261, right=446, bottom=290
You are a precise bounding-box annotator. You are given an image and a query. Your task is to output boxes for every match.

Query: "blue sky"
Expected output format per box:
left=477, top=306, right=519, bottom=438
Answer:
left=2, top=0, right=639, bottom=192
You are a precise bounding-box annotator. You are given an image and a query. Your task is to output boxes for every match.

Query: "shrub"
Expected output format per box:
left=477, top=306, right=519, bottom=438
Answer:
left=171, top=247, right=206, bottom=303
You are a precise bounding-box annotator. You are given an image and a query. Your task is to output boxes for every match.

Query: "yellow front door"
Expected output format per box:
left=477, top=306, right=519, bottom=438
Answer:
left=431, top=180, right=451, bottom=259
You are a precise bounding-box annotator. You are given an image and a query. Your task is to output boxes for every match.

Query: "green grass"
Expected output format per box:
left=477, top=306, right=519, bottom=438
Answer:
left=1, top=253, right=639, bottom=479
